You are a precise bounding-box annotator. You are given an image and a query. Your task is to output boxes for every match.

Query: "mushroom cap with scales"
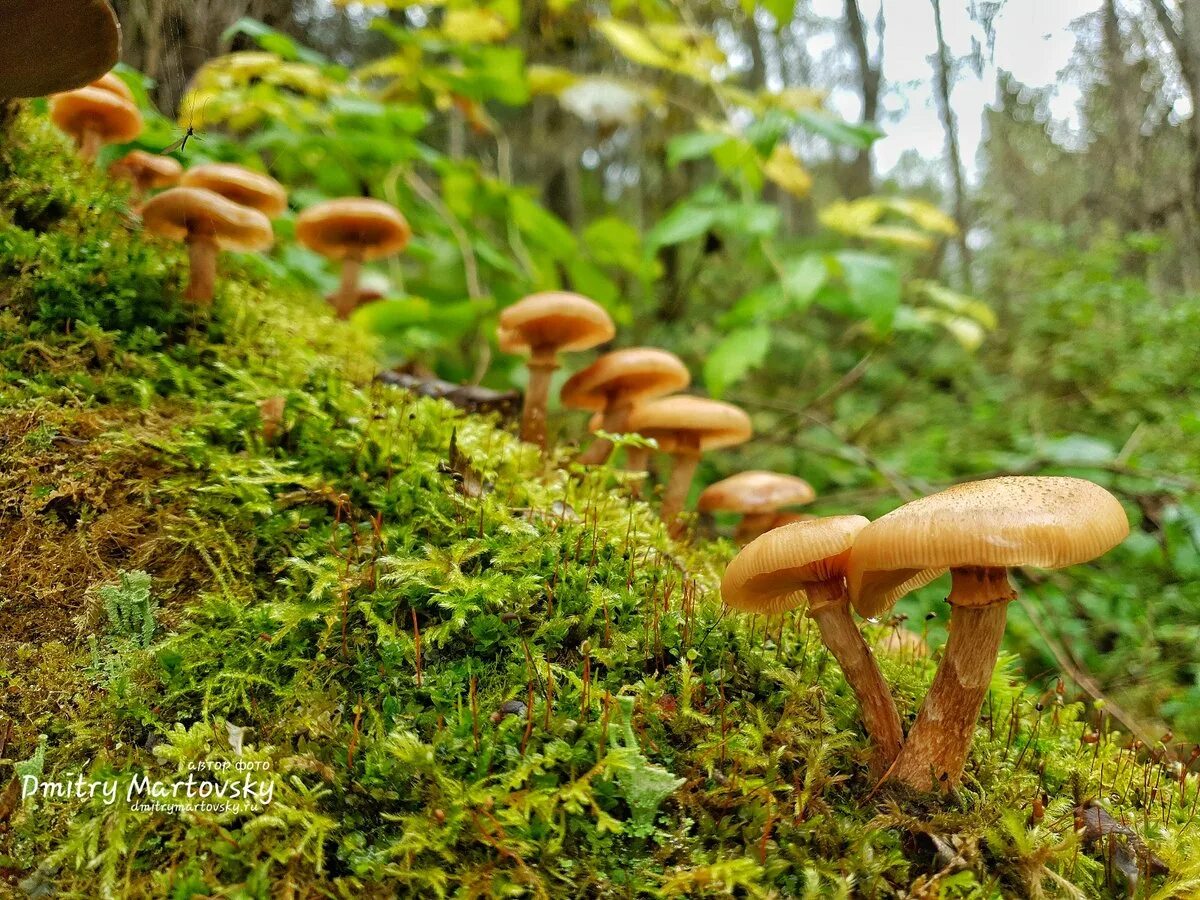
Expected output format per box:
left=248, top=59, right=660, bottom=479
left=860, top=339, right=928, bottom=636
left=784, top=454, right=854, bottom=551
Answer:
left=141, top=187, right=274, bottom=252
left=560, top=347, right=689, bottom=412
left=626, top=395, right=752, bottom=453
left=296, top=198, right=411, bottom=261
left=498, top=292, right=615, bottom=358
left=183, top=163, right=288, bottom=219
left=49, top=86, right=141, bottom=145
left=848, top=475, right=1130, bottom=619
left=0, top=0, right=120, bottom=98
left=110, top=150, right=182, bottom=190
left=699, top=471, right=816, bottom=515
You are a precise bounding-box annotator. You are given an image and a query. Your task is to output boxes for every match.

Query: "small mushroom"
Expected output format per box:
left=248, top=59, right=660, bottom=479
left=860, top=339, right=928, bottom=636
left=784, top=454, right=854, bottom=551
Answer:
left=0, top=0, right=120, bottom=99
left=182, top=163, right=288, bottom=219
left=498, top=292, right=615, bottom=451
left=49, top=84, right=141, bottom=162
left=561, top=348, right=690, bottom=466
left=141, top=187, right=274, bottom=305
left=722, top=516, right=917, bottom=775
left=847, top=476, right=1129, bottom=790
left=327, top=270, right=391, bottom=313
left=108, top=150, right=182, bottom=208
left=626, top=396, right=752, bottom=535
left=296, top=198, right=411, bottom=319
left=698, top=471, right=816, bottom=542
left=89, top=72, right=134, bottom=102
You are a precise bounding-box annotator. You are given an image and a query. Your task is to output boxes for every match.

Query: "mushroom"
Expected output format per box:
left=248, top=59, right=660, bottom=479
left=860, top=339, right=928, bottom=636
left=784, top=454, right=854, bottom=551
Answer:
left=327, top=270, right=391, bottom=313
left=296, top=198, right=411, bottom=320
left=498, top=292, right=615, bottom=450
left=0, top=0, right=120, bottom=99
left=49, top=85, right=141, bottom=162
left=141, top=187, right=274, bottom=305
left=182, top=163, right=288, bottom=219
left=847, top=475, right=1129, bottom=790
left=625, top=396, right=752, bottom=535
left=89, top=72, right=134, bottom=102
left=722, top=516, right=915, bottom=775
left=109, top=150, right=182, bottom=208
left=561, top=348, right=690, bottom=466
left=698, top=471, right=817, bottom=542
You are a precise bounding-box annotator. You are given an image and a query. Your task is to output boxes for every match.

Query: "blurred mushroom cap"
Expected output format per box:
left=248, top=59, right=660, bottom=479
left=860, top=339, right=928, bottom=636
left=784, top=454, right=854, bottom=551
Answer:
left=0, top=0, right=120, bottom=99
left=699, top=471, right=816, bottom=515
left=141, top=187, right=274, bottom=252
left=90, top=71, right=133, bottom=102
left=109, top=150, right=182, bottom=188
left=498, top=292, right=615, bottom=358
left=722, top=516, right=869, bottom=615
left=183, top=163, right=288, bottom=218
left=626, top=395, right=752, bottom=453
left=296, top=197, right=411, bottom=260
left=560, top=347, right=689, bottom=411
left=848, top=476, right=1130, bottom=619
left=49, top=85, right=141, bottom=144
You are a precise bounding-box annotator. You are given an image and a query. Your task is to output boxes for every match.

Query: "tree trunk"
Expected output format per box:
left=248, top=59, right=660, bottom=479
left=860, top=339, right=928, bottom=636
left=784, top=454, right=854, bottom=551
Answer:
left=842, top=0, right=882, bottom=198
left=929, top=0, right=973, bottom=291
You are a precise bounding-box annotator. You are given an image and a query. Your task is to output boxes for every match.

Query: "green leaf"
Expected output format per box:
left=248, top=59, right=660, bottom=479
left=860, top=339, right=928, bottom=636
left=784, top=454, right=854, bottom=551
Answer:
left=760, top=0, right=795, bottom=25
left=713, top=202, right=780, bottom=237
left=221, top=18, right=327, bottom=64
left=666, top=131, right=730, bottom=166
left=832, top=251, right=900, bottom=329
left=781, top=253, right=827, bottom=308
left=704, top=325, right=771, bottom=397
left=509, top=193, right=578, bottom=254
left=584, top=217, right=644, bottom=273
left=794, top=109, right=883, bottom=149
left=647, top=202, right=719, bottom=247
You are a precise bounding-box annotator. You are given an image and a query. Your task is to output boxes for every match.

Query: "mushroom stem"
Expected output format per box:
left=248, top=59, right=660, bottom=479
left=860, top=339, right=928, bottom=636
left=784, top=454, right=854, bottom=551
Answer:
left=577, top=402, right=632, bottom=466
left=185, top=235, right=219, bottom=305
left=807, top=580, right=905, bottom=776
left=333, top=256, right=363, bottom=319
left=662, top=440, right=701, bottom=536
left=889, top=567, right=1015, bottom=790
left=735, top=512, right=779, bottom=543
left=520, top=353, right=558, bottom=450
left=79, top=128, right=102, bottom=163
left=625, top=446, right=649, bottom=473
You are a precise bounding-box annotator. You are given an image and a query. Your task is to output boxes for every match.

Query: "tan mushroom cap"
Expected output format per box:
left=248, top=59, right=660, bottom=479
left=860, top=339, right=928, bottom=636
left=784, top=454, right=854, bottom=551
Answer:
left=560, top=348, right=690, bottom=411
left=109, top=150, right=183, bottom=188
left=848, top=476, right=1130, bottom=619
left=626, top=395, right=752, bottom=452
left=90, top=72, right=134, bottom=102
left=722, top=516, right=869, bottom=615
left=296, top=198, right=411, bottom=260
left=141, top=187, right=274, bottom=252
left=0, top=0, right=120, bottom=99
left=182, top=163, right=288, bottom=219
left=699, top=471, right=816, bottom=514
left=498, top=292, right=615, bottom=357
left=49, top=86, right=142, bottom=144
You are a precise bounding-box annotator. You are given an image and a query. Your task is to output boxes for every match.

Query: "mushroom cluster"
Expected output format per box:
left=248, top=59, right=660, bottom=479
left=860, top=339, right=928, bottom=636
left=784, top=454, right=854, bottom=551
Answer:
left=721, top=475, right=1130, bottom=791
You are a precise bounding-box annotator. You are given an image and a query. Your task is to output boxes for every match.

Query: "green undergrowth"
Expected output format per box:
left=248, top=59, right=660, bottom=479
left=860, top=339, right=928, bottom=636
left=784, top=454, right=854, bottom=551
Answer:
left=3, top=112, right=1200, bottom=898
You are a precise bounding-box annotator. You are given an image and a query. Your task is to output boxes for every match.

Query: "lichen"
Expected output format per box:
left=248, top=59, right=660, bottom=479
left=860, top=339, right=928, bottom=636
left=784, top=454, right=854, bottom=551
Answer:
left=2, top=108, right=1199, bottom=899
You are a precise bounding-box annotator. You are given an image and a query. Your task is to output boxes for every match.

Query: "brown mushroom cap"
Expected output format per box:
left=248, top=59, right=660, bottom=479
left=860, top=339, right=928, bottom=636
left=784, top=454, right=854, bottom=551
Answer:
left=625, top=395, right=752, bottom=452
left=49, top=86, right=142, bottom=144
left=109, top=150, right=183, bottom=189
left=296, top=198, right=411, bottom=261
left=182, top=163, right=288, bottom=219
left=141, top=187, right=274, bottom=252
left=90, top=72, right=134, bottom=103
left=498, top=292, right=615, bottom=358
left=0, top=0, right=120, bottom=99
left=848, top=476, right=1130, bottom=619
left=722, top=516, right=869, bottom=615
left=560, top=348, right=690, bottom=411
left=698, top=471, right=816, bottom=515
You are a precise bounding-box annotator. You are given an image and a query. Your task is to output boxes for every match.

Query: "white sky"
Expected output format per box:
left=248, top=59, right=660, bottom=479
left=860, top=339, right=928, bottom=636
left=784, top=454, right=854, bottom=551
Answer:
left=809, top=0, right=1103, bottom=179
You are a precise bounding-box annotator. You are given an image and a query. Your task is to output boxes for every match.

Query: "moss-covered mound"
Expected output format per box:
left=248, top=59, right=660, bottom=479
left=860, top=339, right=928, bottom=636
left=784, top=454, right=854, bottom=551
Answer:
left=2, top=112, right=1199, bottom=898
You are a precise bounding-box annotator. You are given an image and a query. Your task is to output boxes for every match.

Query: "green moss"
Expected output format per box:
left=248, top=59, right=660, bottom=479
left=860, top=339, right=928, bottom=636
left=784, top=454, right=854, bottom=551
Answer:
left=2, top=109, right=1199, bottom=899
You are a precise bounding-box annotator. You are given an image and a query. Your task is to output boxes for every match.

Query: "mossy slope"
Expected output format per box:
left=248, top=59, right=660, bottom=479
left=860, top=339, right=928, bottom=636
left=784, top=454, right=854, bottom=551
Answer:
left=1, top=113, right=1199, bottom=898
